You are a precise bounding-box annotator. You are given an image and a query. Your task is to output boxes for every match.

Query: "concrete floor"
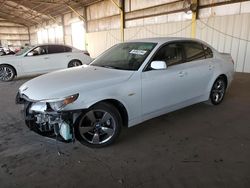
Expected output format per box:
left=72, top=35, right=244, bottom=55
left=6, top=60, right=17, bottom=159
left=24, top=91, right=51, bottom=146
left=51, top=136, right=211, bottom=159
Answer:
left=0, top=73, right=250, bottom=188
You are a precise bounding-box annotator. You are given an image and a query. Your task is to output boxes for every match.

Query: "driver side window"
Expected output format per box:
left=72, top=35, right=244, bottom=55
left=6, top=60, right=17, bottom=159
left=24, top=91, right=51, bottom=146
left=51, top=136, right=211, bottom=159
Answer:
left=152, top=43, right=183, bottom=66
left=31, top=46, right=48, bottom=56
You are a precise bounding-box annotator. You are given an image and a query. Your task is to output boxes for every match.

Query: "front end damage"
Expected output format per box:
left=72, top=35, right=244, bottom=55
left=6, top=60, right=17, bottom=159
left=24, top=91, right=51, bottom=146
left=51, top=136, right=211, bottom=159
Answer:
left=16, top=92, right=81, bottom=142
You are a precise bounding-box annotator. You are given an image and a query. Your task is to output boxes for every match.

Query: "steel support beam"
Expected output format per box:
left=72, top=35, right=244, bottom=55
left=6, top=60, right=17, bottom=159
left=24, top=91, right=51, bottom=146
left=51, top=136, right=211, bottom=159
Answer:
left=27, top=26, right=31, bottom=45
left=61, top=15, right=66, bottom=44
left=110, top=0, right=124, bottom=42
left=191, top=0, right=198, bottom=38
left=66, top=4, right=86, bottom=22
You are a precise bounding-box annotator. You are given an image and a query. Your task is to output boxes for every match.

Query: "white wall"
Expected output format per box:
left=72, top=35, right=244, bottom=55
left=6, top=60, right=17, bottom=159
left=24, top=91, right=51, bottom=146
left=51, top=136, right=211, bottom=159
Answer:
left=26, top=0, right=250, bottom=72
left=0, top=21, right=29, bottom=47
left=196, top=14, right=250, bottom=73
left=86, top=20, right=191, bottom=58
left=29, top=8, right=86, bottom=50
left=86, top=1, right=250, bottom=73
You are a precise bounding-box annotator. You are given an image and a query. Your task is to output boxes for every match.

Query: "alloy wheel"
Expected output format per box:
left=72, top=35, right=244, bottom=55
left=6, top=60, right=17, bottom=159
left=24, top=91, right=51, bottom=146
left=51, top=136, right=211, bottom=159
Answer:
left=0, top=66, right=14, bottom=81
left=211, top=79, right=226, bottom=104
left=69, top=61, right=82, bottom=67
left=78, top=109, right=116, bottom=145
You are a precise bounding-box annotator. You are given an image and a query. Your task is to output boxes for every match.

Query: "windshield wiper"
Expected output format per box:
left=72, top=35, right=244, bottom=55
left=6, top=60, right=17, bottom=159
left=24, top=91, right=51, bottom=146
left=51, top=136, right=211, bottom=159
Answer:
left=95, top=65, right=120, bottom=69
left=91, top=64, right=128, bottom=70
left=103, top=65, right=118, bottom=69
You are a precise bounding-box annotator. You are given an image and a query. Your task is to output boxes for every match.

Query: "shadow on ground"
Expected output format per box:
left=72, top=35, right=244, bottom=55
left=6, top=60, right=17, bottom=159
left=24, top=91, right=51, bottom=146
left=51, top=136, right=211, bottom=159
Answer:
left=0, top=73, right=250, bottom=188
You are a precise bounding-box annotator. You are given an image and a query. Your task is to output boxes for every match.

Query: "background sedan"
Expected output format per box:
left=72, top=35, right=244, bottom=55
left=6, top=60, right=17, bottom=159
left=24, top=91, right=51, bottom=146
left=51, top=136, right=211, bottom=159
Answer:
left=0, top=44, right=92, bottom=81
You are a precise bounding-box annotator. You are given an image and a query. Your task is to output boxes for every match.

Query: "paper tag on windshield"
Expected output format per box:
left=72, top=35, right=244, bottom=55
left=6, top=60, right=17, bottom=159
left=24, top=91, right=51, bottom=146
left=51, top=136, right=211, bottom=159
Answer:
left=129, top=49, right=147, bottom=55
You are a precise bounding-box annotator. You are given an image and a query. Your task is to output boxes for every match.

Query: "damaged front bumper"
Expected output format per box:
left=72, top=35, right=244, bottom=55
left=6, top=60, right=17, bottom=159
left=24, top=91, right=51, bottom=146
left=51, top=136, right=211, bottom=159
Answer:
left=16, top=92, right=81, bottom=143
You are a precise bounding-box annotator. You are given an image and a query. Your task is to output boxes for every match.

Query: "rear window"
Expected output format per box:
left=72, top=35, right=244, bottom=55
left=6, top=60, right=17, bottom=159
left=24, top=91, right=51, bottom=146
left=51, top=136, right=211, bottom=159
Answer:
left=48, top=45, right=72, bottom=54
left=183, top=42, right=206, bottom=62
left=203, top=45, right=213, bottom=58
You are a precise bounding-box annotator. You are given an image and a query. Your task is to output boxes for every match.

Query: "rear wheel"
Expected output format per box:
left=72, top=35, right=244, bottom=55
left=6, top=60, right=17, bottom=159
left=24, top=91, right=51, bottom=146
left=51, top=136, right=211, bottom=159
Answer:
left=68, top=60, right=82, bottom=68
left=75, top=102, right=122, bottom=148
left=209, top=77, right=226, bottom=105
left=0, top=65, right=15, bottom=81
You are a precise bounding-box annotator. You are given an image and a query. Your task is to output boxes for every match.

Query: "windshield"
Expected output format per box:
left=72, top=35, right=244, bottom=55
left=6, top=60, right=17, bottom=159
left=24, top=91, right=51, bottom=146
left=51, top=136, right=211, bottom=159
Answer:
left=91, top=42, right=157, bottom=71
left=15, top=47, right=32, bottom=56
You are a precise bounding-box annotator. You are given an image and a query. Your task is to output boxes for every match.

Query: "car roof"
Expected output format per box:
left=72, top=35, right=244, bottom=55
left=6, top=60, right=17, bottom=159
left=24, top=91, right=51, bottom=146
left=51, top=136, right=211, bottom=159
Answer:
left=35, top=43, right=76, bottom=49
left=128, top=37, right=206, bottom=45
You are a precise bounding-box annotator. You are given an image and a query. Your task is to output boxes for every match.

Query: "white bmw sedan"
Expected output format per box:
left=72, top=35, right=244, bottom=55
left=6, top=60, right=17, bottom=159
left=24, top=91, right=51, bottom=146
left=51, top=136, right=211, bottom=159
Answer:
left=16, top=37, right=234, bottom=147
left=0, top=44, right=92, bottom=81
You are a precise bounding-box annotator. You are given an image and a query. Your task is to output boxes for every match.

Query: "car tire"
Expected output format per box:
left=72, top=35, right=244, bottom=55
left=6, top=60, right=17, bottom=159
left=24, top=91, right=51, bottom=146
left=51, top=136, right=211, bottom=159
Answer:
left=75, top=102, right=122, bottom=148
left=0, top=65, right=15, bottom=81
left=68, top=60, right=82, bottom=68
left=209, top=77, right=227, bottom=105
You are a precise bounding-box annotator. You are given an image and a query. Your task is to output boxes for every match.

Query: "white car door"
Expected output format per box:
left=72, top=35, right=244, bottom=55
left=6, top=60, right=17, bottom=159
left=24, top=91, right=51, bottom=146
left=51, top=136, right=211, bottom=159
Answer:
left=141, top=43, right=187, bottom=115
left=180, top=41, right=214, bottom=98
left=21, top=45, right=52, bottom=74
left=141, top=41, right=214, bottom=116
left=47, top=45, right=71, bottom=70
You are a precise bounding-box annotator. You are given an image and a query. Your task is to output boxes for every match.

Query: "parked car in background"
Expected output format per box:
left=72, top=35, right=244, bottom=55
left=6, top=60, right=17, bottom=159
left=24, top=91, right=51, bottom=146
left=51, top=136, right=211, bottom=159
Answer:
left=16, top=37, right=234, bottom=147
left=0, top=44, right=92, bottom=81
left=0, top=49, right=5, bottom=56
left=0, top=47, right=16, bottom=56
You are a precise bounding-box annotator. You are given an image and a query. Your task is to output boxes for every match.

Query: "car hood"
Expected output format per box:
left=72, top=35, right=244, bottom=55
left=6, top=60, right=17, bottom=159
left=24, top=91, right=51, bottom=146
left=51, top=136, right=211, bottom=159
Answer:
left=19, top=65, right=134, bottom=101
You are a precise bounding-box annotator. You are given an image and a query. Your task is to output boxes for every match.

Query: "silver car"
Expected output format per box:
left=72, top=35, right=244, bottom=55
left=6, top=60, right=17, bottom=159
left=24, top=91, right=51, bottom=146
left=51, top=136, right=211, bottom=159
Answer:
left=16, top=37, right=234, bottom=147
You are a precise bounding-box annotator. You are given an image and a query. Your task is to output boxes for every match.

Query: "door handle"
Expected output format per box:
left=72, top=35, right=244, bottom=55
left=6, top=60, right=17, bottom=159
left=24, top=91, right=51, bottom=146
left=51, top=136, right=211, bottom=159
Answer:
left=208, top=65, right=214, bottom=70
left=44, top=57, right=49, bottom=59
left=178, top=71, right=185, bottom=77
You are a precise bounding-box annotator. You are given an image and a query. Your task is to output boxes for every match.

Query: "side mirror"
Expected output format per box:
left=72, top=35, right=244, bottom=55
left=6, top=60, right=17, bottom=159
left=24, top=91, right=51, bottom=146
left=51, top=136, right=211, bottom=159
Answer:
left=150, top=61, right=167, bottom=70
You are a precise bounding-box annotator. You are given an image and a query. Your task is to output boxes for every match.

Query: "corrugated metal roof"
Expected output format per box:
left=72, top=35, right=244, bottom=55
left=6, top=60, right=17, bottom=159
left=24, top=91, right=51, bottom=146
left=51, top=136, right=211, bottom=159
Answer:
left=0, top=0, right=102, bottom=26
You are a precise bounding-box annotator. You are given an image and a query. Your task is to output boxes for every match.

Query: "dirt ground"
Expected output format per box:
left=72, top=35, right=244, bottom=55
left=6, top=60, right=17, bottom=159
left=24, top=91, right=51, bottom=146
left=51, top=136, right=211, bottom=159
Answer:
left=0, top=73, right=250, bottom=188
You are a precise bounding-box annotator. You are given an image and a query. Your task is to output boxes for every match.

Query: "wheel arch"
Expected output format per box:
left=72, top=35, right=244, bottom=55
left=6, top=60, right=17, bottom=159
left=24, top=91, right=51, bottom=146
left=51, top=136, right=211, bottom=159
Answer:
left=0, top=63, right=17, bottom=76
left=90, top=99, right=129, bottom=127
left=68, top=59, right=82, bottom=67
left=216, top=74, right=228, bottom=89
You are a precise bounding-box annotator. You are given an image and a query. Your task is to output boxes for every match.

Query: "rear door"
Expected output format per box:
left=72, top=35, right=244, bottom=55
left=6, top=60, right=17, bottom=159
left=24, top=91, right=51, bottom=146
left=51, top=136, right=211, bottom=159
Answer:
left=181, top=41, right=214, bottom=98
left=47, top=45, right=72, bottom=70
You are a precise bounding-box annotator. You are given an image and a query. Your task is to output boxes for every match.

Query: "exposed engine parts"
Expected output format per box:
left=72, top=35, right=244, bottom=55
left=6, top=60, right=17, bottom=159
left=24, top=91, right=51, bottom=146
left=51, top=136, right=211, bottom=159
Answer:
left=20, top=100, right=81, bottom=142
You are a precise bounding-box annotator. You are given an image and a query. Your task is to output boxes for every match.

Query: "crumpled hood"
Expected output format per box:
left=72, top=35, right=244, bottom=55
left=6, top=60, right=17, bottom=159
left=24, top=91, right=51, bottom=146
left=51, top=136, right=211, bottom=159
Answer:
left=19, top=65, right=134, bottom=101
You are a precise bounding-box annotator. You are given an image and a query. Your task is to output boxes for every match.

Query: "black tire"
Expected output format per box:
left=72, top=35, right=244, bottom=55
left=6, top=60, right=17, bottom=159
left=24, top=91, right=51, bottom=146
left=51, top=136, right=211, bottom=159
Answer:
left=68, top=60, right=82, bottom=68
left=75, top=102, right=122, bottom=148
left=0, top=65, right=15, bottom=81
left=209, top=77, right=227, bottom=105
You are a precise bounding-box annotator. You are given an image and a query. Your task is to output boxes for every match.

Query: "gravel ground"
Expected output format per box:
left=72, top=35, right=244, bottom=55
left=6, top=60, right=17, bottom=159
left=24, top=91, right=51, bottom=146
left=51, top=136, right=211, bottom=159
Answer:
left=0, top=73, right=250, bottom=188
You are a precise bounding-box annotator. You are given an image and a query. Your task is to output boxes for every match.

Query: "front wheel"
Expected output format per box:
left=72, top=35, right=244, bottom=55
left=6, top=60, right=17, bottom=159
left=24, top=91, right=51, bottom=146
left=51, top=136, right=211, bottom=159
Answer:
left=0, top=65, right=15, bottom=81
left=75, top=103, right=122, bottom=148
left=209, top=77, right=226, bottom=105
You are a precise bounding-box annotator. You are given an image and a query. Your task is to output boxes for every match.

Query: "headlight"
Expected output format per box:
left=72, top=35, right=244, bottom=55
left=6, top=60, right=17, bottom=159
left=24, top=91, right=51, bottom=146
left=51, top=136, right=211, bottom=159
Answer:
left=42, top=94, right=79, bottom=111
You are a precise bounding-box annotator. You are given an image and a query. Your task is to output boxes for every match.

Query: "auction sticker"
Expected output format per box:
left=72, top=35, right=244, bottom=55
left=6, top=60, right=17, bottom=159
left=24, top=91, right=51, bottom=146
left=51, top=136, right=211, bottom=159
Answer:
left=129, top=49, right=147, bottom=55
